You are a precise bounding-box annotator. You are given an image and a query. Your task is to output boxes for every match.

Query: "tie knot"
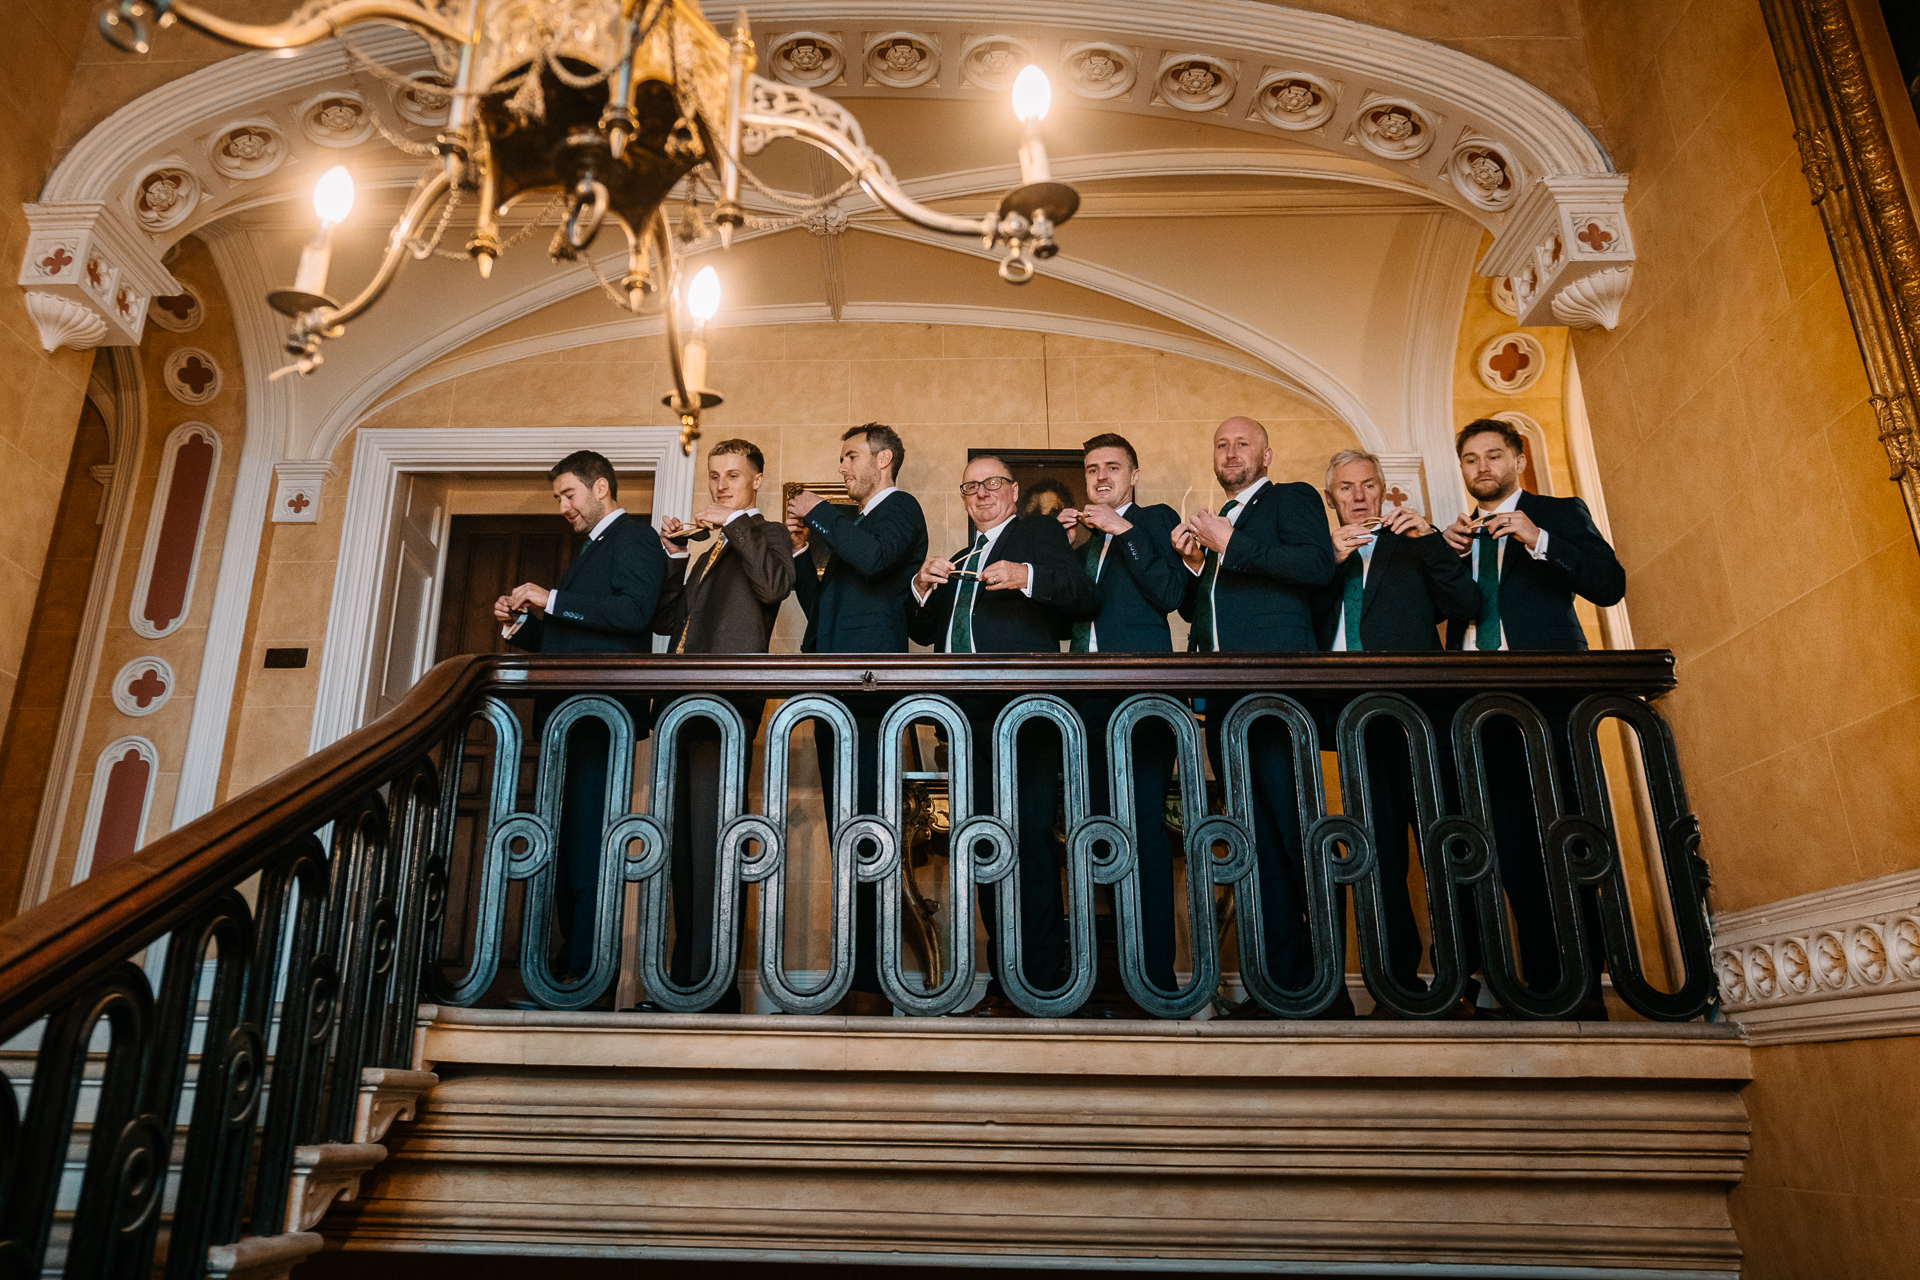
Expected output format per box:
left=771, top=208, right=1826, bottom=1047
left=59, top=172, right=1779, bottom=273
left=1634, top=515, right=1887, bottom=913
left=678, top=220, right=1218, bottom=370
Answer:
left=1219, top=498, right=1241, bottom=517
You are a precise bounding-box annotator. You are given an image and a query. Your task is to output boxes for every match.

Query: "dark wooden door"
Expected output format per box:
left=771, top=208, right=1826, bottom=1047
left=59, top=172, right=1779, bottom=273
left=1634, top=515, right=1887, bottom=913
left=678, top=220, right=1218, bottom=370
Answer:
left=433, top=515, right=583, bottom=662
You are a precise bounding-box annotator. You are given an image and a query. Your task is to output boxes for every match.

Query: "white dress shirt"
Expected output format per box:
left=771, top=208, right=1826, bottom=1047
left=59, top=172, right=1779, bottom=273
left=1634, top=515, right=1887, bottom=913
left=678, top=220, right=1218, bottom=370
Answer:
left=1081, top=500, right=1132, bottom=653
left=860, top=485, right=899, bottom=516
left=1461, top=488, right=1550, bottom=651
left=911, top=512, right=1034, bottom=625
left=545, top=506, right=626, bottom=615
left=1329, top=533, right=1378, bottom=652
left=1186, top=476, right=1268, bottom=651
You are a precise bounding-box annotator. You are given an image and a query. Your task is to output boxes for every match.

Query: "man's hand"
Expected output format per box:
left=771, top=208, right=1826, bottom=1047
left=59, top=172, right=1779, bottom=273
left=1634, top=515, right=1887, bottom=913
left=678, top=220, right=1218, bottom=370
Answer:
left=1190, top=508, right=1234, bottom=555
left=659, top=515, right=690, bottom=556
left=914, top=555, right=956, bottom=596
left=507, top=582, right=551, bottom=611
left=1481, top=508, right=1541, bottom=550
left=1080, top=503, right=1134, bottom=536
left=1057, top=507, right=1084, bottom=544
left=1442, top=513, right=1476, bottom=555
left=788, top=489, right=821, bottom=518
left=979, top=561, right=1028, bottom=592
left=785, top=509, right=809, bottom=553
left=1171, top=522, right=1206, bottom=572
left=692, top=502, right=732, bottom=529
left=1331, top=523, right=1374, bottom=564
left=492, top=594, right=516, bottom=622
left=1381, top=505, right=1432, bottom=538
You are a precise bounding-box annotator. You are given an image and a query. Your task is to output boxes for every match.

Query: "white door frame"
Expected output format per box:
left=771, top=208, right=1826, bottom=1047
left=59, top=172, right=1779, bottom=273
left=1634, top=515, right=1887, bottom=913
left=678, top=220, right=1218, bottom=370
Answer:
left=309, top=425, right=696, bottom=752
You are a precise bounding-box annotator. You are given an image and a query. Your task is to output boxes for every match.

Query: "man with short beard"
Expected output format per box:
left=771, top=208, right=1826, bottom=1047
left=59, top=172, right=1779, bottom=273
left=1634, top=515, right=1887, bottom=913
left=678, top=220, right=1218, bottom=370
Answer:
left=911, top=454, right=1098, bottom=1015
left=787, top=423, right=927, bottom=1015
left=1056, top=433, right=1185, bottom=1007
left=1441, top=418, right=1625, bottom=1019
left=493, top=450, right=667, bottom=992
left=1171, top=417, right=1337, bottom=1018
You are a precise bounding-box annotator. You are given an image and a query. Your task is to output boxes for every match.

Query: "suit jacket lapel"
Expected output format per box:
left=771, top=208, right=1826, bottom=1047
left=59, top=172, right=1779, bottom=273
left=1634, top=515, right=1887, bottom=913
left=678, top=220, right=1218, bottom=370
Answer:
left=1360, top=529, right=1394, bottom=620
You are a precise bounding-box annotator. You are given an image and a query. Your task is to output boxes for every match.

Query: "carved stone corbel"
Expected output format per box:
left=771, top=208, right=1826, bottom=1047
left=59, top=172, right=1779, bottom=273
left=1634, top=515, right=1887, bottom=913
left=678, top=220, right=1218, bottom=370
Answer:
left=272, top=460, right=336, bottom=524
left=204, top=1233, right=325, bottom=1280
left=18, top=201, right=181, bottom=350
left=1477, top=174, right=1635, bottom=329
left=284, top=1142, right=386, bottom=1233
left=355, top=1068, right=438, bottom=1144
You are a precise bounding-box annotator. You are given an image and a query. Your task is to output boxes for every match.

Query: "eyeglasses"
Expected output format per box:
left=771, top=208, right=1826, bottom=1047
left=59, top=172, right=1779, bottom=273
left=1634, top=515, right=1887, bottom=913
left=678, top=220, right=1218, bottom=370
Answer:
left=958, top=476, right=1013, bottom=496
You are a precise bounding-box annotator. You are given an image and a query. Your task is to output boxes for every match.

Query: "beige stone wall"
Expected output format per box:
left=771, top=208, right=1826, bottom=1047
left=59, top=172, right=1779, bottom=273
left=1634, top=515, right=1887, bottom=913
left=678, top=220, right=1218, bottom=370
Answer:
left=0, top=0, right=102, bottom=752
left=1572, top=0, right=1920, bottom=1270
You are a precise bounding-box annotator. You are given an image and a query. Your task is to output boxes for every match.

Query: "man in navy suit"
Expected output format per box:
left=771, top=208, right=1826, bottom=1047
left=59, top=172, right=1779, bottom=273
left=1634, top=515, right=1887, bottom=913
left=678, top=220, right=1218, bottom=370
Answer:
left=1056, top=433, right=1185, bottom=1003
left=1172, top=417, right=1337, bottom=1017
left=494, top=450, right=667, bottom=984
left=1313, top=448, right=1478, bottom=1005
left=911, top=455, right=1099, bottom=1015
left=1440, top=418, right=1625, bottom=1018
left=787, top=423, right=927, bottom=1015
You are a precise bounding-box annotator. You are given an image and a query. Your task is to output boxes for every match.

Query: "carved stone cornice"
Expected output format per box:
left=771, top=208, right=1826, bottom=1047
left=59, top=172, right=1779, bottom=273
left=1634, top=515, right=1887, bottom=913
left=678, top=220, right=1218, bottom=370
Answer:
left=1761, top=0, right=1920, bottom=543
left=1713, top=868, right=1920, bottom=1045
left=17, top=202, right=181, bottom=349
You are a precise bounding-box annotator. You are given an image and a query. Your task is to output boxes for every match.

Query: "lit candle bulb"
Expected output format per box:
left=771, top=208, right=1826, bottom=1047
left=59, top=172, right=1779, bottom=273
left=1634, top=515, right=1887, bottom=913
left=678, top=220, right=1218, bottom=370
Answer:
left=1011, top=65, right=1053, bottom=185
left=683, top=265, right=721, bottom=393
left=294, top=166, right=356, bottom=298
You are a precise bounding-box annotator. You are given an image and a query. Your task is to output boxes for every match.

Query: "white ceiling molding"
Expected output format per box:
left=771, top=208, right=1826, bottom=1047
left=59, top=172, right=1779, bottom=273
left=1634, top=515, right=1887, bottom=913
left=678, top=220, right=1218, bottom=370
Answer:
left=309, top=427, right=697, bottom=752
left=1713, top=869, right=1920, bottom=1046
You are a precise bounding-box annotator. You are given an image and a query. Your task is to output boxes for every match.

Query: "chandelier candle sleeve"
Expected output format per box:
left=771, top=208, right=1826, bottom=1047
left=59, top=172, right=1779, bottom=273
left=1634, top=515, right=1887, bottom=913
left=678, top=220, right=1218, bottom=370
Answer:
left=684, top=265, right=721, bottom=392
left=293, top=166, right=355, bottom=297
left=1012, top=65, right=1054, bottom=185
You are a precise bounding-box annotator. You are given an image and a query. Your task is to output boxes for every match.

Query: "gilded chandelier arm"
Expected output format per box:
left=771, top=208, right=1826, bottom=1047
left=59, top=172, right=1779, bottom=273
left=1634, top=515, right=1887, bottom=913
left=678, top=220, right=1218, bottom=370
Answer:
left=321, top=167, right=453, bottom=329
left=738, top=77, right=989, bottom=241
left=102, top=0, right=474, bottom=50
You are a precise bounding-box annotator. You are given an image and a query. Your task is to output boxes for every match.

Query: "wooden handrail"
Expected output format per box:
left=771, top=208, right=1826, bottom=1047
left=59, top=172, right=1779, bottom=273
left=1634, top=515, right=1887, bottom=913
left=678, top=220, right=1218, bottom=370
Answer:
left=0, top=649, right=1678, bottom=1039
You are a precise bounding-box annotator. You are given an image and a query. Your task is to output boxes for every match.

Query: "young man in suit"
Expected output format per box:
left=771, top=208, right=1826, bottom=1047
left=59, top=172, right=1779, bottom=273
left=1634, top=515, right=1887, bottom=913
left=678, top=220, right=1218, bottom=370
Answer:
left=786, top=423, right=927, bottom=1016
left=1440, top=418, right=1626, bottom=1019
left=910, top=454, right=1099, bottom=1015
left=493, top=450, right=667, bottom=987
left=1313, top=448, right=1478, bottom=1007
left=1171, top=416, right=1338, bottom=1017
left=651, top=439, right=795, bottom=1013
left=1056, top=433, right=1185, bottom=1004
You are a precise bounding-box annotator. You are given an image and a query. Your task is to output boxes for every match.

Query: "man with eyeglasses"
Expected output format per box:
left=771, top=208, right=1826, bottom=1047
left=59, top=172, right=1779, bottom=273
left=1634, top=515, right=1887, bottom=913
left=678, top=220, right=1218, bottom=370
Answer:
left=910, top=454, right=1098, bottom=1016
left=1171, top=416, right=1339, bottom=1019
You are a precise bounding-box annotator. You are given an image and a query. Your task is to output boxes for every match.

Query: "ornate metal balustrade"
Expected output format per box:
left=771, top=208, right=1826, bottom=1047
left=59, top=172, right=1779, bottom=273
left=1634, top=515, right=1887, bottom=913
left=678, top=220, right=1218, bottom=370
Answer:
left=0, top=651, right=1715, bottom=1278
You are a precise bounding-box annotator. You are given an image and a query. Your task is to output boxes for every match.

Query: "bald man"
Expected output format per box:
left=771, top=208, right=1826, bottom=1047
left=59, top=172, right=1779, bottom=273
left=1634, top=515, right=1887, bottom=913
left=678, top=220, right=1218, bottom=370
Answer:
left=1173, top=416, right=1339, bottom=1018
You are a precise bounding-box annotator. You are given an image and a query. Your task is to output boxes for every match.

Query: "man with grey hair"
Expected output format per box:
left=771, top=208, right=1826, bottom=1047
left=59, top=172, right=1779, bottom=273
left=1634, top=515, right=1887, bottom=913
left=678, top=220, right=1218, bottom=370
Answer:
left=1312, top=447, right=1478, bottom=1012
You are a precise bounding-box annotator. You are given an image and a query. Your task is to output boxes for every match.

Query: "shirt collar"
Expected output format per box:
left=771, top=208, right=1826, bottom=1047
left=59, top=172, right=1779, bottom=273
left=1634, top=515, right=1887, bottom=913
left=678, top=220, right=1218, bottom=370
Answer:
left=1228, top=476, right=1269, bottom=506
left=588, top=507, right=626, bottom=540
left=975, top=513, right=1016, bottom=547
left=722, top=506, right=759, bottom=525
left=861, top=485, right=898, bottom=516
left=1477, top=488, right=1524, bottom=517
left=1114, top=500, right=1134, bottom=516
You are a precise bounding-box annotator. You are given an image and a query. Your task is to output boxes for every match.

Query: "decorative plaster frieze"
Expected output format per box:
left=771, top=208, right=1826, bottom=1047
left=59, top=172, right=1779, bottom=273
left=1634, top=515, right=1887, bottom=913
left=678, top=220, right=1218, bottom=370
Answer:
left=273, top=459, right=335, bottom=524
left=1155, top=53, right=1237, bottom=112
left=863, top=31, right=939, bottom=88
left=1060, top=42, right=1138, bottom=100
left=1713, top=868, right=1920, bottom=1045
left=1252, top=71, right=1337, bottom=131
left=959, top=35, right=1034, bottom=92
left=768, top=31, right=847, bottom=87
left=1477, top=173, right=1635, bottom=329
left=18, top=201, right=179, bottom=349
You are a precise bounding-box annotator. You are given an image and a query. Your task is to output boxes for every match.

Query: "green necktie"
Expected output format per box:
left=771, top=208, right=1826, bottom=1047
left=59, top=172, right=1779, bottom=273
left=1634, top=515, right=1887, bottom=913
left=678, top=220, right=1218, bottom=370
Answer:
left=1068, top=530, right=1108, bottom=653
left=1474, top=527, right=1502, bottom=651
left=1191, top=498, right=1241, bottom=652
left=1340, top=550, right=1366, bottom=651
left=947, top=533, right=988, bottom=653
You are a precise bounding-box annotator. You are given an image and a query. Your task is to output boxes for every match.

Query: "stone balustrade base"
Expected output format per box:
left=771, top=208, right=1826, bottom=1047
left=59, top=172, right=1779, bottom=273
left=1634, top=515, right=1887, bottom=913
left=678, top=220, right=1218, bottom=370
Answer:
left=320, top=1009, right=1752, bottom=1276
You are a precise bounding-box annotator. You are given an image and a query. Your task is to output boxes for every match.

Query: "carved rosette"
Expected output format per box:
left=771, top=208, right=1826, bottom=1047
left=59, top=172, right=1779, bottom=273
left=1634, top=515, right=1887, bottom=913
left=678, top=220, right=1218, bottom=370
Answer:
left=1156, top=54, right=1237, bottom=112
left=1253, top=71, right=1336, bottom=131
left=768, top=31, right=846, bottom=87
left=1448, top=137, right=1520, bottom=210
left=1478, top=174, right=1636, bottom=329
left=18, top=201, right=179, bottom=349
left=300, top=91, right=375, bottom=147
left=208, top=121, right=287, bottom=181
left=131, top=164, right=199, bottom=232
left=1353, top=98, right=1435, bottom=160
left=960, top=36, right=1034, bottom=92
left=1061, top=42, right=1137, bottom=100
left=391, top=72, right=453, bottom=127
left=863, top=32, right=938, bottom=89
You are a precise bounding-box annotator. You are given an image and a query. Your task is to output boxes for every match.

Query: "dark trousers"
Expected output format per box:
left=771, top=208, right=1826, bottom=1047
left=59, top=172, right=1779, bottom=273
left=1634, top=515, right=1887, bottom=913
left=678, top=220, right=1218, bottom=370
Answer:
left=1081, top=698, right=1178, bottom=991
left=1472, top=707, right=1604, bottom=1001
left=1352, top=716, right=1427, bottom=991
left=553, top=716, right=611, bottom=979
left=813, top=696, right=886, bottom=995
left=967, top=706, right=1068, bottom=994
left=1205, top=701, right=1312, bottom=992
left=666, top=701, right=762, bottom=1014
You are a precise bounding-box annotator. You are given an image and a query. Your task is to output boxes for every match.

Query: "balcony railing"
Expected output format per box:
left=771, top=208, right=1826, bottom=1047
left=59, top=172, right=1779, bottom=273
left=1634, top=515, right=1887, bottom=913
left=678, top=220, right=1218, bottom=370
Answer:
left=0, top=652, right=1716, bottom=1278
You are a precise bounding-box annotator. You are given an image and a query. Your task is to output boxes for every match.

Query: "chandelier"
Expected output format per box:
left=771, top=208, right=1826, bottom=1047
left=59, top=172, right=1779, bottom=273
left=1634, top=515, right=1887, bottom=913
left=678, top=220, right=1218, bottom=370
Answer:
left=96, top=1, right=1082, bottom=451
